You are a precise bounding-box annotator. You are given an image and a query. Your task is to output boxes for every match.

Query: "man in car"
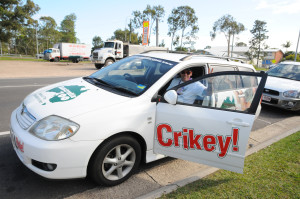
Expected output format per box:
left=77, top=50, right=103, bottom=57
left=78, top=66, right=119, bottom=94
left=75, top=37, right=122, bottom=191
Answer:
left=167, top=68, right=213, bottom=104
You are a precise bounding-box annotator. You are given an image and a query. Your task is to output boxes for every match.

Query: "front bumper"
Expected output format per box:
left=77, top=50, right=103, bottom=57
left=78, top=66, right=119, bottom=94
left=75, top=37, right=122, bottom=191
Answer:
left=262, top=93, right=300, bottom=111
left=10, top=109, right=102, bottom=179
left=92, top=59, right=104, bottom=64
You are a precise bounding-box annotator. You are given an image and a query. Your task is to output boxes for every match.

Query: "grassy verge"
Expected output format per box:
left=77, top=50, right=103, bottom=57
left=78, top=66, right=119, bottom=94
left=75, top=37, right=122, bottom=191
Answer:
left=255, top=66, right=268, bottom=71
left=161, top=131, right=300, bottom=199
left=0, top=57, right=91, bottom=63
left=0, top=57, right=45, bottom=61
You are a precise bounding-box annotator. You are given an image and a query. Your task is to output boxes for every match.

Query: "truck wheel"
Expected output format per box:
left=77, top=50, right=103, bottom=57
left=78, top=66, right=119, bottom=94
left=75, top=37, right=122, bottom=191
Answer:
left=105, top=59, right=114, bottom=66
left=95, top=64, right=104, bottom=69
left=88, top=135, right=141, bottom=186
left=54, top=57, right=59, bottom=62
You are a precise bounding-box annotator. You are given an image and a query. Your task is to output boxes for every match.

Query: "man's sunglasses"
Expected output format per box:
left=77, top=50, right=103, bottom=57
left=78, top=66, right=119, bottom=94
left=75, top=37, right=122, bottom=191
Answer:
left=180, top=70, right=191, bottom=75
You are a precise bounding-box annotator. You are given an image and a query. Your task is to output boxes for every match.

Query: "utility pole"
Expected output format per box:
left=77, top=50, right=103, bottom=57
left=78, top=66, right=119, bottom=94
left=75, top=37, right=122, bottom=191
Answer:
left=156, top=18, right=159, bottom=47
left=0, top=41, right=2, bottom=56
left=295, top=29, right=300, bottom=62
left=36, top=24, right=39, bottom=59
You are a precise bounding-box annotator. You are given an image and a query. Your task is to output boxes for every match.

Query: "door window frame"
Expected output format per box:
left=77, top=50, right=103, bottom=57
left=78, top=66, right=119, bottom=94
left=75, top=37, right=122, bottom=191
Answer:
left=160, top=71, right=268, bottom=115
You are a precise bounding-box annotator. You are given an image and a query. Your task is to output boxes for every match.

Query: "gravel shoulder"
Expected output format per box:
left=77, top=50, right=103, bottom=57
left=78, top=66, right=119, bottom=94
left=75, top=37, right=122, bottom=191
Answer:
left=0, top=61, right=97, bottom=79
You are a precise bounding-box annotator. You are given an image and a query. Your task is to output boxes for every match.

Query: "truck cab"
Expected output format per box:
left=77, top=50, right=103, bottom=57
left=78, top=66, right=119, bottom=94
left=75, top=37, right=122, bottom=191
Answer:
left=92, top=40, right=124, bottom=69
left=44, top=48, right=60, bottom=62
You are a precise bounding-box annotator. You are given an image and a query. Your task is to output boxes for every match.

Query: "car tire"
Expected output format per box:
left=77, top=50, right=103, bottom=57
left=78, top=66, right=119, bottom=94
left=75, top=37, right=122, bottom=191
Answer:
left=88, top=135, right=141, bottom=186
left=95, top=64, right=104, bottom=69
left=105, top=59, right=114, bottom=66
left=54, top=57, right=59, bottom=62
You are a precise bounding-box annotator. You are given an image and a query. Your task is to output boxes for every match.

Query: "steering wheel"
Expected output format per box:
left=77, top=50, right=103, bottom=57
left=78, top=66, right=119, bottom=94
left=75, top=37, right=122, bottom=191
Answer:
left=123, top=73, right=137, bottom=83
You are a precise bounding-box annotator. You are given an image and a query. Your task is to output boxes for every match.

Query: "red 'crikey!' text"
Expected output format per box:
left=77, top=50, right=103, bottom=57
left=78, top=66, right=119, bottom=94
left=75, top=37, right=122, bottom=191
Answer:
left=156, top=124, right=239, bottom=158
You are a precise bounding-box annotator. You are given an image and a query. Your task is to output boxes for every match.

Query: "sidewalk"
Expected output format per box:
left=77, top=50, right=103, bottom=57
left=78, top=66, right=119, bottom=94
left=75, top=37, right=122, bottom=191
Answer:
left=66, top=116, right=300, bottom=199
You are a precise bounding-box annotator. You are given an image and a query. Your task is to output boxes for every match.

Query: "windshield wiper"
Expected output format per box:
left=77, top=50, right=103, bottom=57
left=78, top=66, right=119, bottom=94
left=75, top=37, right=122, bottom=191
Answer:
left=111, top=86, right=138, bottom=96
left=83, top=77, right=138, bottom=96
left=83, top=76, right=112, bottom=86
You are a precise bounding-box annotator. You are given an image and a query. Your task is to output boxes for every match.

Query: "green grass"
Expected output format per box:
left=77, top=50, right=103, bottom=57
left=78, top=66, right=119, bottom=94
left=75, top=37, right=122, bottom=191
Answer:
left=0, top=57, right=46, bottom=61
left=0, top=57, right=91, bottom=63
left=255, top=66, right=268, bottom=71
left=160, top=131, right=300, bottom=199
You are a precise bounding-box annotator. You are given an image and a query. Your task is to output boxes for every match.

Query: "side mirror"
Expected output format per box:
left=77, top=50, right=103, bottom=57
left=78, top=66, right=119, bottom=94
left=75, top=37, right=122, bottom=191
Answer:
left=164, top=90, right=177, bottom=105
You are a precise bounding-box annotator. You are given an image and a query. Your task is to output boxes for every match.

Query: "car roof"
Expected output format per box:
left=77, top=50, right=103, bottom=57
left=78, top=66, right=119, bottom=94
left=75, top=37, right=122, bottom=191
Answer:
left=280, top=61, right=300, bottom=65
left=139, top=52, right=255, bottom=69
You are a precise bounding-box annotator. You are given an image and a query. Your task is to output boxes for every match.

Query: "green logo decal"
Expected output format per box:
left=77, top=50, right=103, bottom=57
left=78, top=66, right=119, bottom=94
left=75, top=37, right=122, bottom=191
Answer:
left=35, top=85, right=89, bottom=105
left=47, top=85, right=89, bottom=104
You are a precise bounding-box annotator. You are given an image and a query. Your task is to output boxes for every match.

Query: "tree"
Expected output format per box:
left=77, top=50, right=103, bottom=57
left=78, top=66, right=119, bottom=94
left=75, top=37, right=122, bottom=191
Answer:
left=282, top=41, right=292, bottom=53
left=235, top=42, right=247, bottom=47
left=131, top=5, right=165, bottom=45
left=177, top=6, right=199, bottom=48
left=0, top=0, right=40, bottom=43
left=210, top=14, right=245, bottom=56
left=92, top=36, right=103, bottom=51
left=60, top=13, right=77, bottom=43
left=110, top=29, right=141, bottom=44
left=167, top=6, right=199, bottom=50
left=248, top=20, right=269, bottom=66
left=167, top=9, right=180, bottom=50
left=39, top=16, right=60, bottom=49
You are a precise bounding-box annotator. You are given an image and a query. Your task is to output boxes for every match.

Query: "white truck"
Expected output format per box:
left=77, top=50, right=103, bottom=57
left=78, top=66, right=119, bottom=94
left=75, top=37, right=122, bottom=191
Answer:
left=44, top=43, right=91, bottom=63
left=92, top=40, right=168, bottom=69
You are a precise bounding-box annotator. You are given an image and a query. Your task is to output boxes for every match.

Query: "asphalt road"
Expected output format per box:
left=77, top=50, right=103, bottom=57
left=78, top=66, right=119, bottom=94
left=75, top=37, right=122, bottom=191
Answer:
left=0, top=77, right=298, bottom=199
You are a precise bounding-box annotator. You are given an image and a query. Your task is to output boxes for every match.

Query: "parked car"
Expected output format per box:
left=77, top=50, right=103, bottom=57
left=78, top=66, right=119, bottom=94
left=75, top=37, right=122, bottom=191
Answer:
left=36, top=53, right=44, bottom=59
left=10, top=52, right=267, bottom=186
left=262, top=61, right=300, bottom=111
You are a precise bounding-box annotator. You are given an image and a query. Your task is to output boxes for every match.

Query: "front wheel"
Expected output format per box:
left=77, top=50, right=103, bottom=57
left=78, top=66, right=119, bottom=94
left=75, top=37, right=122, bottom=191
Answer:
left=88, top=136, right=141, bottom=186
left=105, top=58, right=114, bottom=66
left=95, top=64, right=104, bottom=69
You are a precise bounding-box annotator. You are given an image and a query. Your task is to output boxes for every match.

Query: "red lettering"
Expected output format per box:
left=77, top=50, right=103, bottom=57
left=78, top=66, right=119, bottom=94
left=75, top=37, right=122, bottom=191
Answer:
left=183, top=134, right=189, bottom=150
left=157, top=124, right=173, bottom=147
left=217, top=136, right=232, bottom=158
left=189, top=129, right=202, bottom=149
left=174, top=131, right=182, bottom=147
left=232, top=128, right=239, bottom=152
left=203, top=135, right=216, bottom=152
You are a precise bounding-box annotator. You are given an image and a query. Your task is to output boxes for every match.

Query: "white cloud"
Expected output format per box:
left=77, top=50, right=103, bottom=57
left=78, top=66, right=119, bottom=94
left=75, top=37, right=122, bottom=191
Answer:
left=255, top=0, right=300, bottom=14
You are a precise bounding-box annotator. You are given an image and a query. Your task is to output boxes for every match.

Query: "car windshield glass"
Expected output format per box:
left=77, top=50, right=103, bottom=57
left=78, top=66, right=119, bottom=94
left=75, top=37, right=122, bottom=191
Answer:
left=104, top=42, right=114, bottom=48
left=87, top=55, right=177, bottom=96
left=267, top=63, right=300, bottom=81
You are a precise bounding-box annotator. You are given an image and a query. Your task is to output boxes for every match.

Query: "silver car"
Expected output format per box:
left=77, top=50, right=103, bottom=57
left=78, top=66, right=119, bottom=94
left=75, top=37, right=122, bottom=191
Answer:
left=262, top=61, right=300, bottom=111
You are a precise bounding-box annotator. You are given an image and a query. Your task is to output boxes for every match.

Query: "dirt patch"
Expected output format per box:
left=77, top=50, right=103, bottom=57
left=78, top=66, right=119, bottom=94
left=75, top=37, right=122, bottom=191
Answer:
left=0, top=61, right=98, bottom=79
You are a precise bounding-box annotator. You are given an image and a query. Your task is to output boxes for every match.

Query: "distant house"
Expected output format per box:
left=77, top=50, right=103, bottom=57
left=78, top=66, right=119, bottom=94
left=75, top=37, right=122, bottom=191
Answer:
left=199, top=47, right=283, bottom=67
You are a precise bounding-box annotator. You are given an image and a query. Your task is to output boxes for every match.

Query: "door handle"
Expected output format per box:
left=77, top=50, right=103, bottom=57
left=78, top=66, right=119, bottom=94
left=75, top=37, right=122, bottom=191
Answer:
left=227, top=120, right=250, bottom=127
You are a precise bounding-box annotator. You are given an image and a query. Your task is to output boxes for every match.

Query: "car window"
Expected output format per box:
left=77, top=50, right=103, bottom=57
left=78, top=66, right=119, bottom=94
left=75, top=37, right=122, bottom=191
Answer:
left=237, top=67, right=254, bottom=72
left=267, top=63, right=300, bottom=81
left=208, top=64, right=236, bottom=72
left=172, top=74, right=260, bottom=112
left=88, top=55, right=178, bottom=96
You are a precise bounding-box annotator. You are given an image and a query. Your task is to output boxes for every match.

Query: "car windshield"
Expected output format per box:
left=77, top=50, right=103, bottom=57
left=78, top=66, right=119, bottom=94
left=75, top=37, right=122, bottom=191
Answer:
left=267, top=63, right=300, bottom=81
left=86, top=55, right=177, bottom=96
left=104, top=42, right=115, bottom=48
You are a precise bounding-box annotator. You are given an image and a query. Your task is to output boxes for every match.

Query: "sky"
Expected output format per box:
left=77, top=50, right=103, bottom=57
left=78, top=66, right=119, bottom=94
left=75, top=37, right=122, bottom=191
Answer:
left=32, top=0, right=300, bottom=52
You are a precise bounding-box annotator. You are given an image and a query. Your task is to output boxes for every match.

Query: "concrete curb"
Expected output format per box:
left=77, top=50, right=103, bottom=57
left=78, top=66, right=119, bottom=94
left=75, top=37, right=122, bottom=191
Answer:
left=137, top=117, right=300, bottom=199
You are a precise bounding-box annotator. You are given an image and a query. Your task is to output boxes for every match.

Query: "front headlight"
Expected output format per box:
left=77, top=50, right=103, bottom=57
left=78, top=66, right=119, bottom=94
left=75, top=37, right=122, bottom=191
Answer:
left=283, top=90, right=300, bottom=98
left=30, top=115, right=80, bottom=141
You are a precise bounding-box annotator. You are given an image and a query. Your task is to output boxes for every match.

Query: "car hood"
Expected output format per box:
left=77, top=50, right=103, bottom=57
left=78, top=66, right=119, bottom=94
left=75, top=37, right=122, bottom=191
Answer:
left=265, top=76, right=300, bottom=92
left=23, top=78, right=131, bottom=120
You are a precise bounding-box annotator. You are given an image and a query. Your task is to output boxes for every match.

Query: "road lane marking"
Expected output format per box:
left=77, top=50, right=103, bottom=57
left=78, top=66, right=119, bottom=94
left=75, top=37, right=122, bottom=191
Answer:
left=0, top=131, right=10, bottom=136
left=0, top=84, right=48, bottom=88
left=256, top=118, right=272, bottom=125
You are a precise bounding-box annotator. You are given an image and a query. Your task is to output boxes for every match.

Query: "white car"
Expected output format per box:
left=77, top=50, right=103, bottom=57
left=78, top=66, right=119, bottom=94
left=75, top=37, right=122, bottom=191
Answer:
left=10, top=53, right=267, bottom=186
left=262, top=61, right=300, bottom=111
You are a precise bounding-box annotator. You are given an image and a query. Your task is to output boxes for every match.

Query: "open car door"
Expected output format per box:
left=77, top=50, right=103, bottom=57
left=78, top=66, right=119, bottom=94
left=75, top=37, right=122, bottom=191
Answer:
left=154, top=71, right=267, bottom=173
